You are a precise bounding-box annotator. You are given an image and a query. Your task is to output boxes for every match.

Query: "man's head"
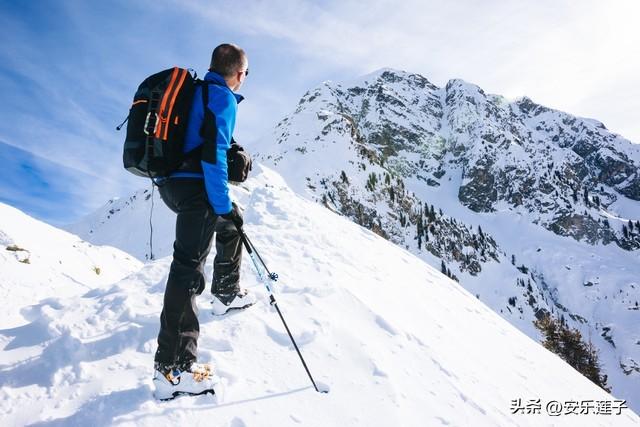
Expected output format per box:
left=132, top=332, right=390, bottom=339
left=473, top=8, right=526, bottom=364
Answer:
left=209, top=43, right=248, bottom=92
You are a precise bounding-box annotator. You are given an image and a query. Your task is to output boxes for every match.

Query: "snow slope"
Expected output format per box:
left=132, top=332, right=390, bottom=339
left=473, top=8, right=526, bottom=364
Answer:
left=71, top=68, right=640, bottom=411
left=68, top=187, right=175, bottom=262
left=0, top=202, right=141, bottom=328
left=248, top=68, right=640, bottom=409
left=2, top=167, right=638, bottom=426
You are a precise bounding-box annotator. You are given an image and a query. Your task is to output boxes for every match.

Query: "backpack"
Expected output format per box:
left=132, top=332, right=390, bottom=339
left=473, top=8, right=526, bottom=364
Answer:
left=121, top=67, right=252, bottom=182
left=122, top=67, right=197, bottom=178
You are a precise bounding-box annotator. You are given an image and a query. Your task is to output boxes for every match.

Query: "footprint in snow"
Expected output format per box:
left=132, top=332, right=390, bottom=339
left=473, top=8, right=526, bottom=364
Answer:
left=20, top=297, right=65, bottom=320
left=265, top=324, right=316, bottom=347
left=374, top=315, right=399, bottom=336
left=371, top=360, right=389, bottom=378
left=0, top=314, right=55, bottom=350
left=230, top=417, right=247, bottom=427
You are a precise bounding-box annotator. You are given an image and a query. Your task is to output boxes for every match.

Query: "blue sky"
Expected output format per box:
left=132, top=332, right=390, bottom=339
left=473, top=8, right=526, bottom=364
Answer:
left=1, top=0, right=639, bottom=225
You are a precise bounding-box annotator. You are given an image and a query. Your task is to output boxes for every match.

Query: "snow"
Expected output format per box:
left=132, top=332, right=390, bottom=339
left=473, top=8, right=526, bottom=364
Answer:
left=68, top=188, right=175, bottom=262
left=2, top=167, right=638, bottom=425
left=607, top=193, right=640, bottom=222
left=0, top=202, right=141, bottom=328
left=241, top=67, right=640, bottom=413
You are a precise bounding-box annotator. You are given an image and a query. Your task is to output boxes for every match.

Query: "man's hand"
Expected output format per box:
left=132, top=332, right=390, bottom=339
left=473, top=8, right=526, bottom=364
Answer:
left=221, top=202, right=243, bottom=229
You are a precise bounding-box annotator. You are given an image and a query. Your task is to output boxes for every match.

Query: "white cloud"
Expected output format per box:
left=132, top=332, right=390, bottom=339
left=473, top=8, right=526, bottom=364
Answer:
left=2, top=0, right=639, bottom=223
left=188, top=0, right=640, bottom=142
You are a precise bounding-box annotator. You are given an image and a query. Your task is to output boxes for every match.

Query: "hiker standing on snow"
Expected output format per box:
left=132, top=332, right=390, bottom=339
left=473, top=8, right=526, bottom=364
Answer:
left=153, top=43, right=255, bottom=398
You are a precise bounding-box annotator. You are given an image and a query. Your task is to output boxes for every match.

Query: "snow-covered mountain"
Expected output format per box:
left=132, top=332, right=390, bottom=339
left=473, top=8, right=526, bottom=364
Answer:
left=246, top=68, right=640, bottom=412
left=69, top=69, right=640, bottom=414
left=261, top=68, right=640, bottom=250
left=69, top=187, right=175, bottom=261
left=3, top=168, right=639, bottom=425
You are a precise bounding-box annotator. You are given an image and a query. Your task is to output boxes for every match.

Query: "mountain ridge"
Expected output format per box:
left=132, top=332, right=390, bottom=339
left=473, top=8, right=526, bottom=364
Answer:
left=3, top=167, right=640, bottom=424
left=252, top=67, right=640, bottom=410
left=69, top=68, right=640, bottom=412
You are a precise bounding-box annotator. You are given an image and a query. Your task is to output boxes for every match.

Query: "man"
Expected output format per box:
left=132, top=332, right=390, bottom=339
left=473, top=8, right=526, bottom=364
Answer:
left=152, top=43, right=255, bottom=400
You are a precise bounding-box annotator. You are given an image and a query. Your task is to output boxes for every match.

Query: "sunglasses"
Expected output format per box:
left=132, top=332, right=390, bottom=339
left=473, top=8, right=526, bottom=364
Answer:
left=241, top=68, right=249, bottom=77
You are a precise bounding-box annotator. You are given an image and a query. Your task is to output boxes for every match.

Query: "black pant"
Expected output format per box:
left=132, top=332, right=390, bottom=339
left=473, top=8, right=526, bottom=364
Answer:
left=154, top=178, right=242, bottom=367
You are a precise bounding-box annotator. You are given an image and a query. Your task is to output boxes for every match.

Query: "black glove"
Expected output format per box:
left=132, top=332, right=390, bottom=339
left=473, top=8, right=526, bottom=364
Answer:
left=221, top=202, right=243, bottom=229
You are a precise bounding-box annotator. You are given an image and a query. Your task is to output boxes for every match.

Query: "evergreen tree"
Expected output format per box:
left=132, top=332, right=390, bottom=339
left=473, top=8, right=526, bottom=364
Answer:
left=441, top=260, right=446, bottom=274
left=366, top=172, right=378, bottom=191
left=583, top=341, right=609, bottom=392
left=534, top=314, right=610, bottom=392
left=534, top=315, right=562, bottom=354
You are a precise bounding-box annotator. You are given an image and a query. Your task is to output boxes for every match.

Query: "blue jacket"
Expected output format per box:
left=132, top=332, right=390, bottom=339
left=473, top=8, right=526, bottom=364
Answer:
left=170, top=71, right=244, bottom=215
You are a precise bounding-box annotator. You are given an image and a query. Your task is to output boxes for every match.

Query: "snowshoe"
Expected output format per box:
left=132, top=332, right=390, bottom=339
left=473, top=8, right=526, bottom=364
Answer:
left=211, top=288, right=256, bottom=316
left=153, top=362, right=220, bottom=401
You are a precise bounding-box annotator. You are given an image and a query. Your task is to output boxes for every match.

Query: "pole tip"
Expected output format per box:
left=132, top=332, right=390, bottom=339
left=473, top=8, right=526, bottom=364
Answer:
left=315, top=381, right=330, bottom=393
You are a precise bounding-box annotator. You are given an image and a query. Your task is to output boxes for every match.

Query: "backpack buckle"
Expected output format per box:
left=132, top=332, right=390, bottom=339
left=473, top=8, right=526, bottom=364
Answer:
left=144, top=112, right=159, bottom=136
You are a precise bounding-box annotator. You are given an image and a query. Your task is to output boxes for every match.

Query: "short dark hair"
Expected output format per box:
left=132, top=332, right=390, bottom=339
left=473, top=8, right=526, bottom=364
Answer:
left=209, top=43, right=247, bottom=78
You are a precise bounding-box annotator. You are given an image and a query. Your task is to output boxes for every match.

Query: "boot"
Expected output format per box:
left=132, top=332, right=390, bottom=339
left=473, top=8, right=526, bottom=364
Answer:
left=211, top=288, right=256, bottom=316
left=153, top=362, right=220, bottom=401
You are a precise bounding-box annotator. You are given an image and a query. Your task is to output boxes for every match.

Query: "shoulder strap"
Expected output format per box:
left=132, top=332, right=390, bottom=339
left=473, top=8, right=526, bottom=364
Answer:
left=201, top=80, right=209, bottom=111
left=200, top=79, right=226, bottom=111
left=198, top=80, right=219, bottom=164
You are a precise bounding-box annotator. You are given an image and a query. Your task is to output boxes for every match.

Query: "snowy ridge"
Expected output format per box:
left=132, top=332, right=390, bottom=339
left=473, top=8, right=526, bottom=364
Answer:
left=2, top=166, right=639, bottom=425
left=0, top=202, right=141, bottom=325
left=258, top=68, right=640, bottom=247
left=71, top=69, right=640, bottom=412
left=244, top=68, right=640, bottom=411
left=68, top=188, right=175, bottom=261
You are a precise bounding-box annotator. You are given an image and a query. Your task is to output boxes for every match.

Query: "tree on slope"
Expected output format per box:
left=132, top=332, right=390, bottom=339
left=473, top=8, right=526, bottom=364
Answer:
left=534, top=314, right=610, bottom=392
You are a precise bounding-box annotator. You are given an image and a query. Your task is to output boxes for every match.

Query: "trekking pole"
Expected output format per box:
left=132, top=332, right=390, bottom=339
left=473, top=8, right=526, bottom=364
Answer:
left=242, top=231, right=276, bottom=280
left=236, top=225, right=326, bottom=394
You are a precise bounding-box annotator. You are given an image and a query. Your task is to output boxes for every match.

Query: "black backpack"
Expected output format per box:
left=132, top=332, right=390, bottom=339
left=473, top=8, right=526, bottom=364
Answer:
left=120, top=67, right=251, bottom=182
left=121, top=67, right=197, bottom=178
